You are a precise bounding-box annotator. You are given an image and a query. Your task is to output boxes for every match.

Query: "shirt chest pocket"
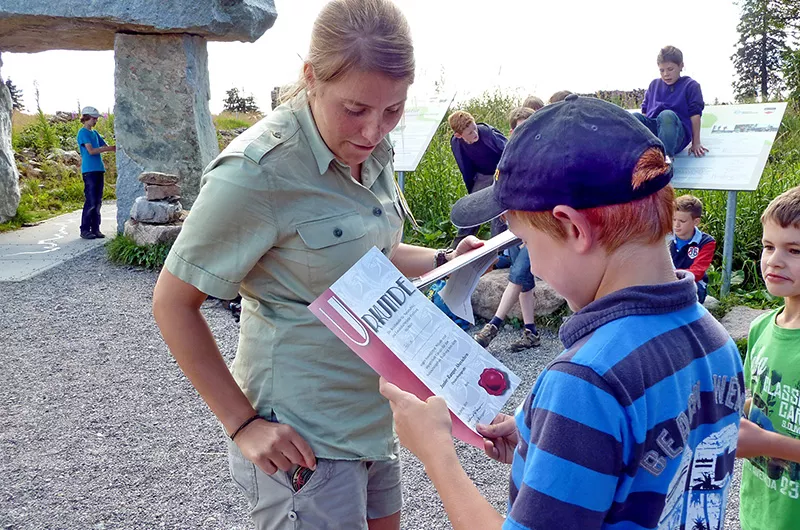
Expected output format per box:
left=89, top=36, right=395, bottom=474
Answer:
left=291, top=212, right=370, bottom=292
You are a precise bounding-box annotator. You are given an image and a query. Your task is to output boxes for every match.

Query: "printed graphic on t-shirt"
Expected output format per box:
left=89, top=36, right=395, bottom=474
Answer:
left=748, top=356, right=800, bottom=498
left=658, top=424, right=738, bottom=529
left=637, top=376, right=742, bottom=529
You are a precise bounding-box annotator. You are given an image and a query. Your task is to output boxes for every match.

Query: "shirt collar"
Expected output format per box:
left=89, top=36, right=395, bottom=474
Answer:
left=558, top=272, right=699, bottom=349
left=291, top=91, right=394, bottom=181
left=293, top=92, right=336, bottom=175
left=673, top=227, right=702, bottom=246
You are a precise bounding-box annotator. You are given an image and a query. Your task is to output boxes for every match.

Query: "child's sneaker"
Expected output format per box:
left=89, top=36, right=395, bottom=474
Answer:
left=474, top=323, right=499, bottom=347
left=509, top=328, right=540, bottom=351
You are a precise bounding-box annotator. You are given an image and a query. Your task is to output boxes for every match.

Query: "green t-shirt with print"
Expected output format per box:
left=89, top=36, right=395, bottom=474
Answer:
left=740, top=307, right=800, bottom=530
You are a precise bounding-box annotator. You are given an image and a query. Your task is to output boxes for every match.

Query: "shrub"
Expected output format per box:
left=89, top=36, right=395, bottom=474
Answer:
left=106, top=235, right=173, bottom=269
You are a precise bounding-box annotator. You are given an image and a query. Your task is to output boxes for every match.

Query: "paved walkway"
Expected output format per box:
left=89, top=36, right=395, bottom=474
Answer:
left=0, top=203, right=117, bottom=282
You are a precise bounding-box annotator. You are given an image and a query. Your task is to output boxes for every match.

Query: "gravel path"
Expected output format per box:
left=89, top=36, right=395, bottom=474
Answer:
left=1, top=248, right=741, bottom=529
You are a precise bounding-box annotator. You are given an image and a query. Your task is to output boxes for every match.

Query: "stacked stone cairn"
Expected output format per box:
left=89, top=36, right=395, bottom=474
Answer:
left=123, top=171, right=184, bottom=246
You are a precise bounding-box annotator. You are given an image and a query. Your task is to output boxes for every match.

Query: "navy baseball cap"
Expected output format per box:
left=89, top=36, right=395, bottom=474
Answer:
left=450, top=94, right=673, bottom=228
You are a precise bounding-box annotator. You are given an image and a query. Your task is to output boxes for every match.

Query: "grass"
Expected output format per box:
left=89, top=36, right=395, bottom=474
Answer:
left=106, top=235, right=173, bottom=269
left=213, top=112, right=261, bottom=131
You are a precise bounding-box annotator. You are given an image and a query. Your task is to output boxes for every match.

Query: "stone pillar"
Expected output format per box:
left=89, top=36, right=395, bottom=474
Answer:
left=0, top=52, right=21, bottom=223
left=114, top=33, right=219, bottom=233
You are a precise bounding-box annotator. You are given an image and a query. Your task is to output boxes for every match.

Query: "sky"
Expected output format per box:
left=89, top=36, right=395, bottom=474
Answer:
left=2, top=0, right=742, bottom=115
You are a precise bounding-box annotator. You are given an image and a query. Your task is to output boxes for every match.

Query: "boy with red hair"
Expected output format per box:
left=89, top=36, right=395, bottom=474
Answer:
left=381, top=95, right=743, bottom=530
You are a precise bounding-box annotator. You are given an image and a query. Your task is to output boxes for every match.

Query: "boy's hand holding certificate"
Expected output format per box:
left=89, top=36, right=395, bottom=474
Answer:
left=309, top=247, right=520, bottom=448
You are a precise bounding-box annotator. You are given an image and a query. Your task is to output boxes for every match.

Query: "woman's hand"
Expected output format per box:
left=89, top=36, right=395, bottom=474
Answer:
left=379, top=377, right=455, bottom=464
left=236, top=419, right=317, bottom=475
left=477, top=414, right=518, bottom=464
left=452, top=235, right=484, bottom=259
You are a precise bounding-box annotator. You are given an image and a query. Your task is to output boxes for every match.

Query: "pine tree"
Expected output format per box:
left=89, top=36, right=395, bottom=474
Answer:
left=5, top=78, right=24, bottom=111
left=222, top=87, right=260, bottom=114
left=732, top=0, right=800, bottom=101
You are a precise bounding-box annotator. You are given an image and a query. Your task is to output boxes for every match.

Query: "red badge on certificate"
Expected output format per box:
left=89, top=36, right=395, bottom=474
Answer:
left=479, top=368, right=509, bottom=396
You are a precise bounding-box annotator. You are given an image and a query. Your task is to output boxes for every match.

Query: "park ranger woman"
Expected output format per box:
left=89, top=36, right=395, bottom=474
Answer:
left=152, top=1, right=478, bottom=528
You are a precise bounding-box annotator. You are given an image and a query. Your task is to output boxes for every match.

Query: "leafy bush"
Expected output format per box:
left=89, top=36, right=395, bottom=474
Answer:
left=735, top=338, right=748, bottom=362
left=106, top=235, right=172, bottom=269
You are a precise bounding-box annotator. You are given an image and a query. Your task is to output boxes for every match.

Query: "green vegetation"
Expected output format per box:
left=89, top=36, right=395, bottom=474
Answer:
left=106, top=235, right=173, bottom=269
left=213, top=111, right=259, bottom=131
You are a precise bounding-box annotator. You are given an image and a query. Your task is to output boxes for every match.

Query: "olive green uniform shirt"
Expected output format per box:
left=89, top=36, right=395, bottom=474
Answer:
left=165, top=93, right=405, bottom=460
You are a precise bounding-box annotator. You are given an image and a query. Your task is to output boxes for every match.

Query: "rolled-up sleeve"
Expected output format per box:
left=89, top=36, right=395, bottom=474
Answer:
left=165, top=155, right=278, bottom=300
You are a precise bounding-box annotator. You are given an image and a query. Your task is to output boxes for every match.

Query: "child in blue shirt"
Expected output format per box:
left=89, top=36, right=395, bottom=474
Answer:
left=76, top=106, right=115, bottom=239
left=634, top=46, right=708, bottom=158
left=382, top=95, right=742, bottom=530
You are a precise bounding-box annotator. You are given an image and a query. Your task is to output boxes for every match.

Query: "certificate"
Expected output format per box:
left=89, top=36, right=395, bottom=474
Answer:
left=309, top=247, right=521, bottom=448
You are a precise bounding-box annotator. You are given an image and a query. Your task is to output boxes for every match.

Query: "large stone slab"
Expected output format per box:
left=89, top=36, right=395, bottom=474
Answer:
left=114, top=33, right=219, bottom=232
left=138, top=171, right=180, bottom=186
left=719, top=306, right=770, bottom=342
left=0, top=54, right=21, bottom=223
left=472, top=269, right=566, bottom=320
left=0, top=0, right=277, bottom=53
left=124, top=219, right=182, bottom=246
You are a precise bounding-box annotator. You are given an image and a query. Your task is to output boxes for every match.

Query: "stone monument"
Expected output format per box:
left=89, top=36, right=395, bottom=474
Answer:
left=0, top=53, right=21, bottom=223
left=0, top=1, right=277, bottom=230
left=124, top=171, right=184, bottom=246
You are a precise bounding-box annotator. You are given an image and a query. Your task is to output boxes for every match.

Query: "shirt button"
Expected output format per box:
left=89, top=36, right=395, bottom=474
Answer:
left=287, top=511, right=298, bottom=521
left=373, top=207, right=383, bottom=217
left=273, top=131, right=282, bottom=139
left=333, top=228, right=343, bottom=237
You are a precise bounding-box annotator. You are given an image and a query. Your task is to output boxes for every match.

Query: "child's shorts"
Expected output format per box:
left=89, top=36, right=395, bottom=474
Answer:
left=227, top=439, right=402, bottom=529
left=508, top=245, right=535, bottom=292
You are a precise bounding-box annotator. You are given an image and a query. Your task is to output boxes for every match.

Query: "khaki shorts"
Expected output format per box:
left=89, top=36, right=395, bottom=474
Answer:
left=228, top=440, right=402, bottom=529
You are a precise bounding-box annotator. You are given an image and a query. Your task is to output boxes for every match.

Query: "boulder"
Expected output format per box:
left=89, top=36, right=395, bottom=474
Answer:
left=703, top=295, right=720, bottom=313
left=114, top=33, right=219, bottom=232
left=138, top=171, right=180, bottom=186
left=719, top=306, right=770, bottom=342
left=130, top=196, right=182, bottom=224
left=145, top=184, right=181, bottom=201
left=50, top=111, right=76, bottom=123
left=0, top=0, right=277, bottom=53
left=0, top=54, right=21, bottom=223
left=49, top=148, right=81, bottom=167
left=471, top=269, right=566, bottom=321
left=124, top=219, right=182, bottom=246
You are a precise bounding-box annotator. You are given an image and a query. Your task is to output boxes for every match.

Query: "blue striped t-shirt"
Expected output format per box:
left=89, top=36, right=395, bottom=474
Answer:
left=505, top=274, right=743, bottom=530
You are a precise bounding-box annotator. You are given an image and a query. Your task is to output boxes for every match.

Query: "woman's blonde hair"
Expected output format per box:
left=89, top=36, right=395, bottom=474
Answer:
left=283, top=0, right=415, bottom=101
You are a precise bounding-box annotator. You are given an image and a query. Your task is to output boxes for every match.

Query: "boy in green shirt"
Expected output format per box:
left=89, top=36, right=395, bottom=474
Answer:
left=738, top=185, right=800, bottom=529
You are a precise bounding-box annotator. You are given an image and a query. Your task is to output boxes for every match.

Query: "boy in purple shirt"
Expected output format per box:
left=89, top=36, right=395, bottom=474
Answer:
left=634, top=46, right=708, bottom=158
